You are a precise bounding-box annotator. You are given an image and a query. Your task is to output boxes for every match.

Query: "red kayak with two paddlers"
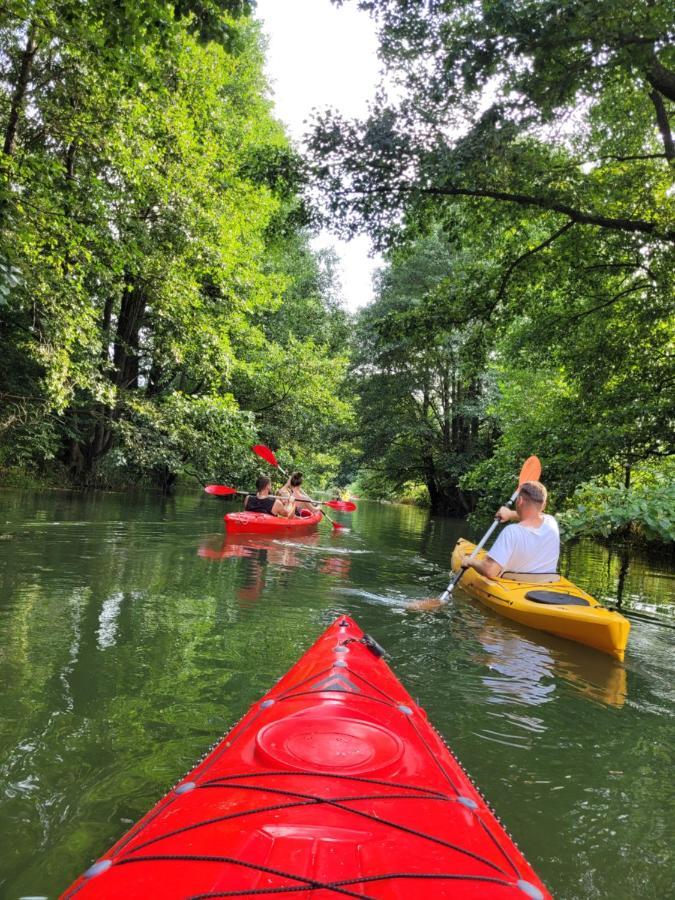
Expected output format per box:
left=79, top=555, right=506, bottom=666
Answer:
left=205, top=484, right=354, bottom=533
left=62, top=616, right=550, bottom=899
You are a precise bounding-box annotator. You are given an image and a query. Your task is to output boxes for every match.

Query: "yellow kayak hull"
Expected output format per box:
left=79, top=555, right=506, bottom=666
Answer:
left=451, top=539, right=630, bottom=661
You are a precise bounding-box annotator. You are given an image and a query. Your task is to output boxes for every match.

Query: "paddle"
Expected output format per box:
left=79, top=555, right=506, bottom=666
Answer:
left=408, top=455, right=542, bottom=612
left=250, top=444, right=354, bottom=529
left=251, top=444, right=281, bottom=470
left=205, top=485, right=355, bottom=510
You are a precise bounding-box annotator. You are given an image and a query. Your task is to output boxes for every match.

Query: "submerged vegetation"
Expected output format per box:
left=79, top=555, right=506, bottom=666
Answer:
left=1, top=0, right=673, bottom=546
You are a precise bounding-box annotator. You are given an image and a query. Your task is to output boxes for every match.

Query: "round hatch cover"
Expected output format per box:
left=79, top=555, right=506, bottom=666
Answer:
left=256, top=715, right=404, bottom=774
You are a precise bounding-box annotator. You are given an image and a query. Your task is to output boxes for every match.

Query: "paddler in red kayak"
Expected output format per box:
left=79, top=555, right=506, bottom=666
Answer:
left=280, top=471, right=320, bottom=516
left=244, top=475, right=296, bottom=517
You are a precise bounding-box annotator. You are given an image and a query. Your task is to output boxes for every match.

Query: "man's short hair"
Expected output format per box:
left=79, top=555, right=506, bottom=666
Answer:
left=290, top=472, right=303, bottom=487
left=519, top=480, right=547, bottom=505
left=256, top=475, right=271, bottom=492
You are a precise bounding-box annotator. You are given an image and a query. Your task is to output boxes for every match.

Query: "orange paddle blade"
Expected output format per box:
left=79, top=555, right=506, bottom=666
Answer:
left=519, top=455, right=542, bottom=485
left=407, top=596, right=447, bottom=612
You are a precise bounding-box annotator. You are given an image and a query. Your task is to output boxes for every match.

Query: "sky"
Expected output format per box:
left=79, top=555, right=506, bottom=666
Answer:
left=255, top=0, right=383, bottom=313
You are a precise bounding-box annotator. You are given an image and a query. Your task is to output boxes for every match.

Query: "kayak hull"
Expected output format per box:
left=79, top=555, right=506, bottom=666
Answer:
left=62, top=615, right=550, bottom=899
left=451, top=538, right=630, bottom=661
left=224, top=508, right=322, bottom=534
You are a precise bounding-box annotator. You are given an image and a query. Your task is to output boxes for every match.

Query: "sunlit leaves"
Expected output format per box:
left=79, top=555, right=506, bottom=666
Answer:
left=0, top=3, right=354, bottom=490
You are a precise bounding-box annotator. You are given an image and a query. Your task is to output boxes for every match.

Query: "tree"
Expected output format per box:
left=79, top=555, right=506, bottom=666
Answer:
left=230, top=230, right=354, bottom=482
left=314, top=0, right=673, bottom=534
left=457, top=211, right=674, bottom=524
left=319, top=0, right=674, bottom=247
left=0, top=2, right=355, bottom=491
left=352, top=229, right=493, bottom=514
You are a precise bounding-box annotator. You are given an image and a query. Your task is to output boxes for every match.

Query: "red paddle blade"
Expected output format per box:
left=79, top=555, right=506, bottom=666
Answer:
left=518, top=455, right=542, bottom=485
left=325, top=501, right=357, bottom=512
left=251, top=444, right=279, bottom=468
left=205, top=485, right=238, bottom=496
left=331, top=520, right=347, bottom=530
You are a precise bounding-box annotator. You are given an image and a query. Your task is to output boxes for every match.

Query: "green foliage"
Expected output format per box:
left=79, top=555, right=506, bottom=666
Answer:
left=0, top=2, right=354, bottom=492
left=322, top=0, right=673, bottom=545
left=350, top=228, right=493, bottom=514
left=107, top=393, right=257, bottom=489
left=558, top=459, right=675, bottom=545
left=320, top=0, right=674, bottom=247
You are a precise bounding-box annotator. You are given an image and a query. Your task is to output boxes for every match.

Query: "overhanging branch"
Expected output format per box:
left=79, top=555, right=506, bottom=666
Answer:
left=496, top=219, right=575, bottom=304
left=419, top=185, right=674, bottom=242
left=565, top=281, right=650, bottom=323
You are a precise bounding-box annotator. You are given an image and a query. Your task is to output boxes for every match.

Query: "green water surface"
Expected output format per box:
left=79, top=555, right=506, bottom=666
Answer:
left=0, top=489, right=673, bottom=898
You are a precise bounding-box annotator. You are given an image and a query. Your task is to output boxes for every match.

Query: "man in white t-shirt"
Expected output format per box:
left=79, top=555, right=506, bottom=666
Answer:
left=460, top=481, right=560, bottom=578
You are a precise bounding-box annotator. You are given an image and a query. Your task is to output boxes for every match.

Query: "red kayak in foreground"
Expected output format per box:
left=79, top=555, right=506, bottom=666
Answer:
left=62, top=616, right=550, bottom=899
left=224, top=507, right=323, bottom=534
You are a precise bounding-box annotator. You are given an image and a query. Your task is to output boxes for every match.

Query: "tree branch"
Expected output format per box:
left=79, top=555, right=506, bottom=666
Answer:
left=648, top=89, right=675, bottom=161
left=647, top=57, right=675, bottom=103
left=496, top=219, right=575, bottom=304
left=583, top=261, right=658, bottom=280
left=565, top=281, right=650, bottom=323
left=3, top=22, right=38, bottom=158
left=250, top=385, right=295, bottom=414
left=419, top=185, right=674, bottom=242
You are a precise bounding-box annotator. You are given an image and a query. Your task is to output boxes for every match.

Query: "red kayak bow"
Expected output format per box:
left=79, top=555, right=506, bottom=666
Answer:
left=62, top=616, right=550, bottom=899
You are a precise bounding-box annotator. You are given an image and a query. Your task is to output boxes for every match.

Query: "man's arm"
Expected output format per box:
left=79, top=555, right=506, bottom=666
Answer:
left=460, top=554, right=502, bottom=579
left=496, top=506, right=519, bottom=522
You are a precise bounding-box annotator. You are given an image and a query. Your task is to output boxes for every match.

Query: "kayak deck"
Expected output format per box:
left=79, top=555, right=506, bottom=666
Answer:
left=224, top=507, right=323, bottom=534
left=451, top=538, right=630, bottom=661
left=62, top=616, right=550, bottom=899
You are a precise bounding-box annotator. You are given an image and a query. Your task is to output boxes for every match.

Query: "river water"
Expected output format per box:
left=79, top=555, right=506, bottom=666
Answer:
left=0, top=489, right=673, bottom=898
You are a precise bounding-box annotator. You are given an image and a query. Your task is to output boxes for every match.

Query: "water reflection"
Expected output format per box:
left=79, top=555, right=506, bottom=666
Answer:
left=474, top=624, right=557, bottom=710
left=96, top=591, right=124, bottom=649
left=466, top=608, right=627, bottom=714
left=199, top=530, right=321, bottom=563
left=197, top=532, right=351, bottom=605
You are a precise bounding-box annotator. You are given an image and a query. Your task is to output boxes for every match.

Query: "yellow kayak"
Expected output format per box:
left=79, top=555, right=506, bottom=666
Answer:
left=450, top=538, right=630, bottom=661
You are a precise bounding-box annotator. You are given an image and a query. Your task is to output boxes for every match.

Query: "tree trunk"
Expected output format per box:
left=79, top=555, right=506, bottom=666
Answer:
left=3, top=23, right=38, bottom=158
left=429, top=485, right=471, bottom=517
left=440, top=365, right=451, bottom=450
left=100, top=295, right=115, bottom=362
left=647, top=57, right=675, bottom=103
left=648, top=89, right=675, bottom=161
left=155, top=465, right=177, bottom=494
left=113, top=274, right=146, bottom=390
left=422, top=449, right=439, bottom=512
